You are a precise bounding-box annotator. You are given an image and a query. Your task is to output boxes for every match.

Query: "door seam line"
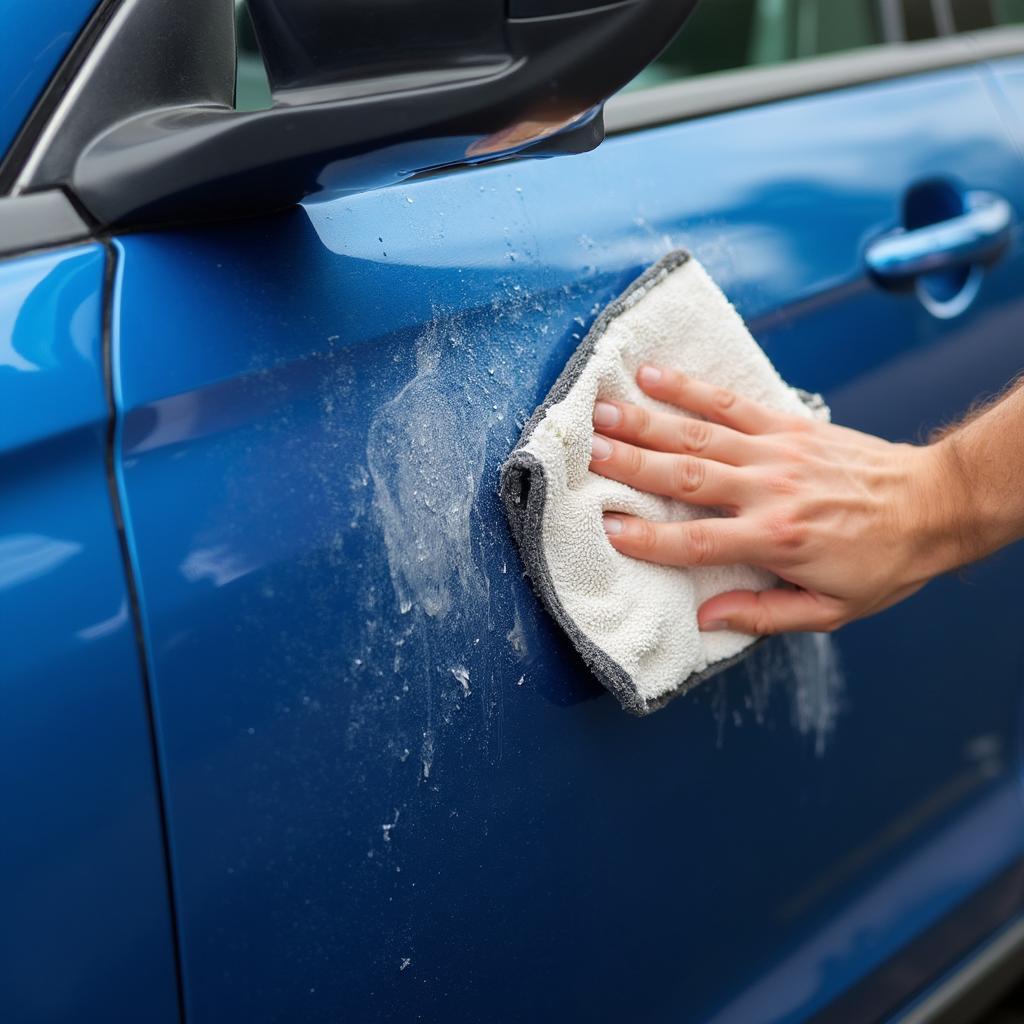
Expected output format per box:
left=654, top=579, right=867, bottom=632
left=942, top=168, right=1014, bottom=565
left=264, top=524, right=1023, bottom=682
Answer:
left=100, top=238, right=188, bottom=1024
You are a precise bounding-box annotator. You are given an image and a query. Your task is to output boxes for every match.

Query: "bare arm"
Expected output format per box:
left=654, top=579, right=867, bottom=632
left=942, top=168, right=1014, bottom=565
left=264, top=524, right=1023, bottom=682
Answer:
left=936, top=380, right=1024, bottom=566
left=588, top=366, right=1024, bottom=635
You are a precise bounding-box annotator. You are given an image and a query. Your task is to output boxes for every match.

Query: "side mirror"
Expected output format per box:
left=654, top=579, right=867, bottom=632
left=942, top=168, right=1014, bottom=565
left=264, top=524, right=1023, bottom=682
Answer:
left=21, top=0, right=698, bottom=229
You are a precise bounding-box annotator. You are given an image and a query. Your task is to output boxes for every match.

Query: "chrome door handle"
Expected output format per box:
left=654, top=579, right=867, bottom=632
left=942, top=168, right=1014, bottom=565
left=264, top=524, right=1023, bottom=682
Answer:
left=865, top=191, right=1014, bottom=283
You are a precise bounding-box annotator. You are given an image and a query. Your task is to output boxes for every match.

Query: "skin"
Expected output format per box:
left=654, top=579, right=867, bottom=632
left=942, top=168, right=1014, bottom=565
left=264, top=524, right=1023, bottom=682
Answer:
left=589, top=364, right=1024, bottom=636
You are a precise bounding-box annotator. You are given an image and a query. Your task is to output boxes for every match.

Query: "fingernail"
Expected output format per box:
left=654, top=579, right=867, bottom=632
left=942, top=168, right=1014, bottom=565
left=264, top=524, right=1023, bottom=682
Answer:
left=700, top=620, right=729, bottom=632
left=638, top=365, right=663, bottom=386
left=593, top=401, right=621, bottom=428
left=602, top=514, right=624, bottom=535
left=591, top=435, right=614, bottom=461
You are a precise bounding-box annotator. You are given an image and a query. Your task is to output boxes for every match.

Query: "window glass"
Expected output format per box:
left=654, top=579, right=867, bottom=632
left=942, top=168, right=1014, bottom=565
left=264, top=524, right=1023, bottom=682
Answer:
left=235, top=0, right=271, bottom=112
left=993, top=0, right=1024, bottom=23
left=627, top=0, right=883, bottom=93
left=233, top=0, right=1024, bottom=108
left=902, top=0, right=938, bottom=40
left=952, top=0, right=995, bottom=30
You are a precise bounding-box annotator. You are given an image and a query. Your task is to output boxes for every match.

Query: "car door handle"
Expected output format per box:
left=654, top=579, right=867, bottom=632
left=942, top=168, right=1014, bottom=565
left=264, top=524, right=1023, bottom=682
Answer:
left=865, top=191, right=1013, bottom=283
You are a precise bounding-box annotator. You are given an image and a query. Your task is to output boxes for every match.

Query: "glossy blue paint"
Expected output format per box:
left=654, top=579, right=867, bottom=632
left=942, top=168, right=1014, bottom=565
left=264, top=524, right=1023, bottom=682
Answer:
left=111, top=67, right=1024, bottom=1022
left=0, top=245, right=180, bottom=1023
left=0, top=0, right=99, bottom=158
left=987, top=55, right=1024, bottom=149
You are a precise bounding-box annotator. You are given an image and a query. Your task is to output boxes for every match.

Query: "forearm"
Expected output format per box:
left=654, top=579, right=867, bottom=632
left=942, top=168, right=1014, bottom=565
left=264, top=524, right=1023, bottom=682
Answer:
left=928, top=377, right=1024, bottom=570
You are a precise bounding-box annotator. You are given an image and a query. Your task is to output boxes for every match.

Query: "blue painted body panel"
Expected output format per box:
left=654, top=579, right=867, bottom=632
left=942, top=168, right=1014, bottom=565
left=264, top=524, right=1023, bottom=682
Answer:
left=0, top=0, right=99, bottom=158
left=987, top=55, right=1024, bottom=143
left=109, top=65, right=1024, bottom=1023
left=0, top=246, right=180, bottom=1022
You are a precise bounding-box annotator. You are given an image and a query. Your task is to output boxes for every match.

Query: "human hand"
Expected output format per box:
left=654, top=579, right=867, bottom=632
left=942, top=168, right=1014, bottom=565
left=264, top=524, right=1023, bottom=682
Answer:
left=589, top=365, right=968, bottom=635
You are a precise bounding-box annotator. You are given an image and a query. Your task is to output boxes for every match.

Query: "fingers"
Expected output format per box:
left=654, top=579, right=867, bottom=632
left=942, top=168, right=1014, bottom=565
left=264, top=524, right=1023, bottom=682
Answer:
left=602, top=513, right=761, bottom=567
left=590, top=434, right=749, bottom=508
left=603, top=512, right=847, bottom=633
left=636, top=364, right=802, bottom=435
left=592, top=399, right=756, bottom=466
left=697, top=588, right=842, bottom=635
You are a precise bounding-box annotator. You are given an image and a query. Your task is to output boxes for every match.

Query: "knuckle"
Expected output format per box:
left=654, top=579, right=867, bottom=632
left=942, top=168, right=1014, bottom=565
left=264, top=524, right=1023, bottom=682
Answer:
left=713, top=387, right=737, bottom=411
left=681, top=521, right=716, bottom=565
left=672, top=455, right=706, bottom=496
left=776, top=442, right=808, bottom=465
left=764, top=471, right=799, bottom=496
left=632, top=519, right=658, bottom=551
left=621, top=443, right=645, bottom=476
left=764, top=512, right=806, bottom=551
left=665, top=369, right=688, bottom=395
left=679, top=417, right=712, bottom=453
left=819, top=610, right=846, bottom=633
left=633, top=405, right=653, bottom=440
left=750, top=608, right=777, bottom=636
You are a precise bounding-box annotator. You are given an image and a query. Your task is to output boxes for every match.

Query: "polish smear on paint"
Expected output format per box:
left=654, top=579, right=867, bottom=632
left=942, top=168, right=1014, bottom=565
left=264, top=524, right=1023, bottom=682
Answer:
left=366, top=323, right=488, bottom=620
left=725, top=631, right=845, bottom=755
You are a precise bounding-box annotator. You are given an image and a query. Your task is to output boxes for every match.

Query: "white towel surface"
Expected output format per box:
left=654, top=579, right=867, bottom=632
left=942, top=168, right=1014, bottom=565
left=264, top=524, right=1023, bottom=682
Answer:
left=500, top=251, right=827, bottom=714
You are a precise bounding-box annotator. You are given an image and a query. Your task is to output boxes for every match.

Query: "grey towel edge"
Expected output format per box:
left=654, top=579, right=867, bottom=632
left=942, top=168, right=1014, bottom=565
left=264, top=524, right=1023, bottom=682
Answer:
left=501, top=450, right=649, bottom=715
left=502, top=449, right=765, bottom=715
left=511, top=249, right=693, bottom=453
left=499, top=248, right=764, bottom=715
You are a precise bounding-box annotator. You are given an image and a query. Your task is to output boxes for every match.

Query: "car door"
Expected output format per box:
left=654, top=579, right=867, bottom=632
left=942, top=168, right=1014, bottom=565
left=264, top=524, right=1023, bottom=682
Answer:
left=0, top=5, right=182, bottom=1016
left=0, top=240, right=182, bottom=1023
left=17, top=1, right=1024, bottom=1022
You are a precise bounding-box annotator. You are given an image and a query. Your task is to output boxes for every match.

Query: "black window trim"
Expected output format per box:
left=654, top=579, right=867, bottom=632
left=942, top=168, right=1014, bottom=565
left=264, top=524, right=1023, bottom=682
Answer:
left=604, top=24, right=1024, bottom=135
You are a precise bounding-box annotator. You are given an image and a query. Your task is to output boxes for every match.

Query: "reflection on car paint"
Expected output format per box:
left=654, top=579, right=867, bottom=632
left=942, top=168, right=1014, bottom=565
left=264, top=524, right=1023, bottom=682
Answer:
left=0, top=533, right=82, bottom=593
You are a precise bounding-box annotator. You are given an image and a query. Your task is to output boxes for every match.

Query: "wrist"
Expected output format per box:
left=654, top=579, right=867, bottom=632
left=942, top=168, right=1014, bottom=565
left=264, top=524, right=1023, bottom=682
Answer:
left=911, top=436, right=995, bottom=576
left=896, top=440, right=974, bottom=579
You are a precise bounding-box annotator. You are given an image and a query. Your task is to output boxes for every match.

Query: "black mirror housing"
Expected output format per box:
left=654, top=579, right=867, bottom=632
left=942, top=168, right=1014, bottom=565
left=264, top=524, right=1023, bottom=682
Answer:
left=18, top=0, right=699, bottom=228
left=248, top=0, right=510, bottom=95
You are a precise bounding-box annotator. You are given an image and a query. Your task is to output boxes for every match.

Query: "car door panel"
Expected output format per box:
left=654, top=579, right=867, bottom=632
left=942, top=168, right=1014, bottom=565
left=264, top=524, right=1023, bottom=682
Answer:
left=111, top=66, right=1024, bottom=1022
left=987, top=53, right=1024, bottom=144
left=0, top=244, right=180, bottom=1023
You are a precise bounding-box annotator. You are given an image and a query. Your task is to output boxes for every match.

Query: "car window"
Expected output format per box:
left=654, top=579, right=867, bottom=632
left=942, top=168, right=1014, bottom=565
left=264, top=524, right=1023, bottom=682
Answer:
left=626, top=0, right=883, bottom=92
left=235, top=0, right=271, bottom=112
left=960, top=0, right=1024, bottom=30
left=902, top=0, right=941, bottom=40
left=626, top=0, right=1024, bottom=93
left=230, top=0, right=1024, bottom=112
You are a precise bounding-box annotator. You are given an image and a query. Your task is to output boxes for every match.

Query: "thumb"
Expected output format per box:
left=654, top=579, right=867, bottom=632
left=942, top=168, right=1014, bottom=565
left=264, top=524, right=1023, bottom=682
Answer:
left=698, top=588, right=840, bottom=636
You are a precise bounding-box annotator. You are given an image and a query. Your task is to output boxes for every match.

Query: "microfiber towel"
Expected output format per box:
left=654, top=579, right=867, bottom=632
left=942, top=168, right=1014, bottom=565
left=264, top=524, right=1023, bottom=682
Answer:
left=500, top=250, right=828, bottom=715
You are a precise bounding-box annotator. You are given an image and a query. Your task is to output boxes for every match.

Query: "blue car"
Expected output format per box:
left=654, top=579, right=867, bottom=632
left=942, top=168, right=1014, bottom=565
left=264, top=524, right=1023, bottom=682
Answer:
left=5, top=1, right=1024, bottom=1021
